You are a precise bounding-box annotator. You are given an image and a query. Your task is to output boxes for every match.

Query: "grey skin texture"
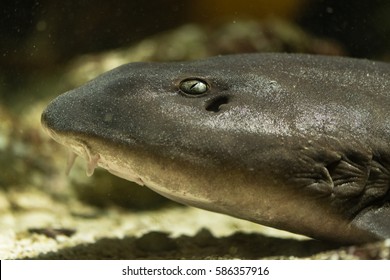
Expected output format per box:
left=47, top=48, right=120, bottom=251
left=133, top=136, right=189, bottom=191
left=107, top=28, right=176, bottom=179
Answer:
left=41, top=53, right=390, bottom=244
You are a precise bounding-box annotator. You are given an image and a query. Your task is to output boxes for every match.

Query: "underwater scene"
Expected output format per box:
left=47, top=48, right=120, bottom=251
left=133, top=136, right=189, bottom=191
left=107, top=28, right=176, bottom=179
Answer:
left=0, top=0, right=389, bottom=259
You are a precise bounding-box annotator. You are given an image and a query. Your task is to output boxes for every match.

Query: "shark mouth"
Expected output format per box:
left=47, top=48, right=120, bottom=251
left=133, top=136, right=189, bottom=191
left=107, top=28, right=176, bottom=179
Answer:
left=42, top=124, right=145, bottom=185
left=65, top=149, right=99, bottom=177
left=64, top=141, right=145, bottom=186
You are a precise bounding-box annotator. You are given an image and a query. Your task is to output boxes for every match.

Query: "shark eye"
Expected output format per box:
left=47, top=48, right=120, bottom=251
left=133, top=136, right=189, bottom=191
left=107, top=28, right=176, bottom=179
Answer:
left=179, top=78, right=209, bottom=96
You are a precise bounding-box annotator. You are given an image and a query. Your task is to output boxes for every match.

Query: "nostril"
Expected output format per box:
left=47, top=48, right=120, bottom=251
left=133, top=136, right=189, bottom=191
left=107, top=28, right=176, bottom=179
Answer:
left=205, top=95, right=230, bottom=112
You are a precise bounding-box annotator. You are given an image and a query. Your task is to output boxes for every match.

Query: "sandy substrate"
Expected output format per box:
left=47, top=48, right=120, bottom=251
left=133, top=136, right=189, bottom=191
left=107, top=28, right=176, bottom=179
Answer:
left=1, top=185, right=389, bottom=260
left=1, top=21, right=389, bottom=260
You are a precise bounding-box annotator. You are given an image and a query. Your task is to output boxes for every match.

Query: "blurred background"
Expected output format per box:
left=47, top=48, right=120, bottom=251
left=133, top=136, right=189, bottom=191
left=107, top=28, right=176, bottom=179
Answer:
left=1, top=0, right=390, bottom=211
left=1, top=0, right=389, bottom=103
left=0, top=0, right=389, bottom=259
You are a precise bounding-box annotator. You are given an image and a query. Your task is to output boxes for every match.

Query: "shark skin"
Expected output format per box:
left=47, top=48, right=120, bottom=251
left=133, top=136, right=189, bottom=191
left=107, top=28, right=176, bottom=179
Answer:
left=41, top=53, right=390, bottom=243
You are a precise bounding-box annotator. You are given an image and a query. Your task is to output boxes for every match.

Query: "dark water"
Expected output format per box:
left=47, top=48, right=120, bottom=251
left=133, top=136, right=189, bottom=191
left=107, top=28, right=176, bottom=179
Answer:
left=0, top=0, right=389, bottom=260
left=1, top=1, right=389, bottom=84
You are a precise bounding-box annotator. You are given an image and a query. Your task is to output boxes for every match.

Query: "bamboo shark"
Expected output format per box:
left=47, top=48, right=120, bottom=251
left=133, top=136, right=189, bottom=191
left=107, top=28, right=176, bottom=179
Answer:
left=41, top=53, right=390, bottom=243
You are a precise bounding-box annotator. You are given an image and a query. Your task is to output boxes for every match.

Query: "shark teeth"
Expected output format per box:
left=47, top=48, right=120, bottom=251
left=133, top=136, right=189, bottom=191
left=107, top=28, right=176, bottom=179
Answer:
left=86, top=153, right=100, bottom=177
left=65, top=151, right=77, bottom=175
left=78, top=141, right=101, bottom=177
left=65, top=140, right=100, bottom=177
